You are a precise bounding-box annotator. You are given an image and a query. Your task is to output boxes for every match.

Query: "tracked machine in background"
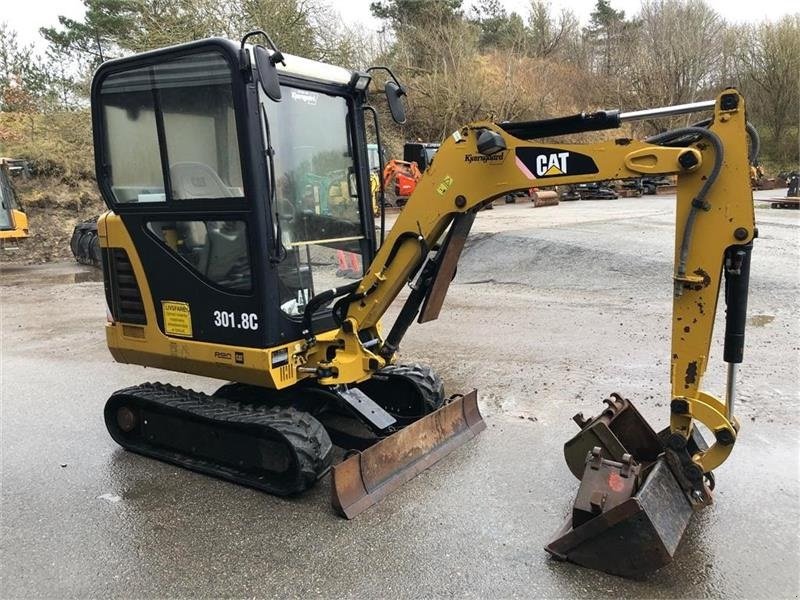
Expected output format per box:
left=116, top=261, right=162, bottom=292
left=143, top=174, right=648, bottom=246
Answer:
left=0, top=159, right=30, bottom=250
left=770, top=170, right=799, bottom=209
left=70, top=219, right=102, bottom=266
left=91, top=33, right=757, bottom=577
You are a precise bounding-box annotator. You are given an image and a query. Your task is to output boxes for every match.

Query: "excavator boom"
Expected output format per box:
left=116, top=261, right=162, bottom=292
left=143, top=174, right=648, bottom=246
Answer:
left=317, top=91, right=755, bottom=572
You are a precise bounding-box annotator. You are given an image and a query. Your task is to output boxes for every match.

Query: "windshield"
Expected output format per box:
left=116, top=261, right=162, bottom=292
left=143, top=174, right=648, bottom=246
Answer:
left=262, top=86, right=366, bottom=317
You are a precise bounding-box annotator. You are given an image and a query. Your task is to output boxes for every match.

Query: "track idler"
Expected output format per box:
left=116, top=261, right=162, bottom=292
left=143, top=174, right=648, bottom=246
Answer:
left=547, top=394, right=712, bottom=577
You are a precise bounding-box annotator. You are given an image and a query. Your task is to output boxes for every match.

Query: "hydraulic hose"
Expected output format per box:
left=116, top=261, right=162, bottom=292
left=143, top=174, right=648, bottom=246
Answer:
left=690, top=118, right=759, bottom=165
left=302, top=281, right=361, bottom=344
left=646, top=126, right=724, bottom=295
left=745, top=122, right=760, bottom=165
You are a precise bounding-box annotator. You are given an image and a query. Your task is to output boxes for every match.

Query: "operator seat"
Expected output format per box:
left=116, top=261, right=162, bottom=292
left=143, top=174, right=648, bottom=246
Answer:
left=169, top=162, right=248, bottom=287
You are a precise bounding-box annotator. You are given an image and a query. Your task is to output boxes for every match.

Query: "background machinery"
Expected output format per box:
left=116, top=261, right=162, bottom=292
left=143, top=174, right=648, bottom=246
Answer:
left=70, top=218, right=102, bottom=266
left=769, top=170, right=799, bottom=208
left=0, top=159, right=30, bottom=250
left=403, top=141, right=439, bottom=172
left=381, top=142, right=440, bottom=208
left=91, top=34, right=756, bottom=577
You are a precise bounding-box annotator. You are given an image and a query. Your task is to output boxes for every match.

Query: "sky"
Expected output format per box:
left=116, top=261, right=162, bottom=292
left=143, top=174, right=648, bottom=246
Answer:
left=3, top=0, right=798, bottom=53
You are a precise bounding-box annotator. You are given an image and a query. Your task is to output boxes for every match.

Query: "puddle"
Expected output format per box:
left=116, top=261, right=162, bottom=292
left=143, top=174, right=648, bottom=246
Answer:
left=748, top=314, right=775, bottom=327
left=0, top=265, right=103, bottom=286
left=73, top=269, right=104, bottom=283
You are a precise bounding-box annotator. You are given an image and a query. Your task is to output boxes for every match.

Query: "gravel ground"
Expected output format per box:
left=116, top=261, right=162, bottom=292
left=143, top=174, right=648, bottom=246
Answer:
left=1, top=192, right=798, bottom=598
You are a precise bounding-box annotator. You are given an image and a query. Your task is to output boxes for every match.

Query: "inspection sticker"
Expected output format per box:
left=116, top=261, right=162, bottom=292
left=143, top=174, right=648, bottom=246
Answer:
left=437, top=175, right=454, bottom=196
left=162, top=301, right=193, bottom=338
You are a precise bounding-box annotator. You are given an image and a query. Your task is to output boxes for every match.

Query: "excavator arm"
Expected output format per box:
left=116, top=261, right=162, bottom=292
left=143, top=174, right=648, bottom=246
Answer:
left=312, top=89, right=754, bottom=475
left=319, top=91, right=756, bottom=548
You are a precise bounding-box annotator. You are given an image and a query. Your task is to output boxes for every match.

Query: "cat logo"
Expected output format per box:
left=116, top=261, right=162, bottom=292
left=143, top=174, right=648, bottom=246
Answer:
left=535, top=152, right=570, bottom=177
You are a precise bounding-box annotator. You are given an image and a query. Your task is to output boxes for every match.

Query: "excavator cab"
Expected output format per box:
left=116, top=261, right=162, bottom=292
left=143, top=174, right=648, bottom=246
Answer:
left=93, top=38, right=375, bottom=346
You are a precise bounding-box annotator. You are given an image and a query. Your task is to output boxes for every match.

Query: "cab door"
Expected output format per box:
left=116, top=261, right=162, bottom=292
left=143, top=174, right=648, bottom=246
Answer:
left=93, top=41, right=271, bottom=348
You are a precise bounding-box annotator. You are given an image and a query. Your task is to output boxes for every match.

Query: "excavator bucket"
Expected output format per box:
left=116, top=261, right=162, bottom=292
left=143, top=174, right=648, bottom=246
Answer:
left=546, top=457, right=693, bottom=577
left=547, top=395, right=705, bottom=577
left=331, top=390, right=486, bottom=518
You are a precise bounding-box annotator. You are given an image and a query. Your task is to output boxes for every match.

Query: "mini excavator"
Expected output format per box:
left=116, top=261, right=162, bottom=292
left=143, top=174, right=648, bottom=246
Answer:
left=91, top=32, right=756, bottom=577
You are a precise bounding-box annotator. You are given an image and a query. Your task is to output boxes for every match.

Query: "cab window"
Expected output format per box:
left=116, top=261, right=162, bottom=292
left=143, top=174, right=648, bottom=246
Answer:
left=262, top=86, right=366, bottom=316
left=99, top=51, right=243, bottom=204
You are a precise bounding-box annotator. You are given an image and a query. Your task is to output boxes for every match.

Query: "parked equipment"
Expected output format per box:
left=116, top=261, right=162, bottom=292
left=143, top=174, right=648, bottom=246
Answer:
left=381, top=143, right=440, bottom=208
left=382, top=159, right=421, bottom=207
left=641, top=175, right=672, bottom=195
left=403, top=142, right=440, bottom=172
left=559, top=182, right=618, bottom=200
left=770, top=171, right=799, bottom=209
left=0, top=159, right=29, bottom=250
left=70, top=219, right=102, bottom=266
left=90, top=33, right=756, bottom=577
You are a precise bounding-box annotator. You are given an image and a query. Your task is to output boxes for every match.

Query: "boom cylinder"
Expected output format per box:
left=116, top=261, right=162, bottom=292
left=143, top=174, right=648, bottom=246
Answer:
left=722, top=243, right=753, bottom=419
left=619, top=100, right=716, bottom=122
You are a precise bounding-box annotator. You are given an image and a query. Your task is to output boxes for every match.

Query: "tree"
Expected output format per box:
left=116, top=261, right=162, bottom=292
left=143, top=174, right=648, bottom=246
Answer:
left=583, top=0, right=630, bottom=77
left=735, top=15, right=800, bottom=166
left=40, top=0, right=141, bottom=67
left=526, top=0, right=580, bottom=59
left=370, top=0, right=462, bottom=30
left=627, top=0, right=724, bottom=126
left=42, top=0, right=368, bottom=72
left=1, top=23, right=52, bottom=112
left=470, top=0, right=527, bottom=51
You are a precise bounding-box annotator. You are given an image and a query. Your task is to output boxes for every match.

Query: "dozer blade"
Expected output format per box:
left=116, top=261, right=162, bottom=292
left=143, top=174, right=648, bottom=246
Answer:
left=548, top=396, right=704, bottom=577
left=331, top=389, right=486, bottom=519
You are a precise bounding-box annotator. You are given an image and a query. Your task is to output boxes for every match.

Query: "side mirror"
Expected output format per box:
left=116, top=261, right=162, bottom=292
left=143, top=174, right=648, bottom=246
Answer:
left=385, top=81, right=406, bottom=124
left=254, top=44, right=281, bottom=102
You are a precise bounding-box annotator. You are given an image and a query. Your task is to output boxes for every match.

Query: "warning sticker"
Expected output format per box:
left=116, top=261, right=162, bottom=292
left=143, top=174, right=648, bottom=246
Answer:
left=436, top=175, right=454, bottom=196
left=162, top=301, right=193, bottom=338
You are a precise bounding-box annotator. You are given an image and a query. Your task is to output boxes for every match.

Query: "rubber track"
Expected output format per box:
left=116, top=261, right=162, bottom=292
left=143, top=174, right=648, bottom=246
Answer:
left=105, top=382, right=332, bottom=496
left=357, top=363, right=445, bottom=426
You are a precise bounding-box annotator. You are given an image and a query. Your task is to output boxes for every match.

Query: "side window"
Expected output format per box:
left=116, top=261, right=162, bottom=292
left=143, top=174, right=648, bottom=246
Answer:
left=158, top=57, right=243, bottom=200
left=99, top=51, right=244, bottom=205
left=101, top=68, right=165, bottom=203
left=147, top=220, right=251, bottom=292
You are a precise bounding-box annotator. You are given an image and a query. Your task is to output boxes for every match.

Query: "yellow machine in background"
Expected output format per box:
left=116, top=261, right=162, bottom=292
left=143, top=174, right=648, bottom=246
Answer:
left=90, top=33, right=756, bottom=577
left=0, top=159, right=29, bottom=249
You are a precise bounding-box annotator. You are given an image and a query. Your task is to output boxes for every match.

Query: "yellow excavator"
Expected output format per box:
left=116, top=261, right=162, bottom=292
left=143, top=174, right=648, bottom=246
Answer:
left=91, top=32, right=756, bottom=577
left=0, top=159, right=29, bottom=250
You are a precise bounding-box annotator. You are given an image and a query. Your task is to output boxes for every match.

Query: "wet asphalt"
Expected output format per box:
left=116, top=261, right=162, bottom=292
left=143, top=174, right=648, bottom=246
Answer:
left=1, top=193, right=798, bottom=598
